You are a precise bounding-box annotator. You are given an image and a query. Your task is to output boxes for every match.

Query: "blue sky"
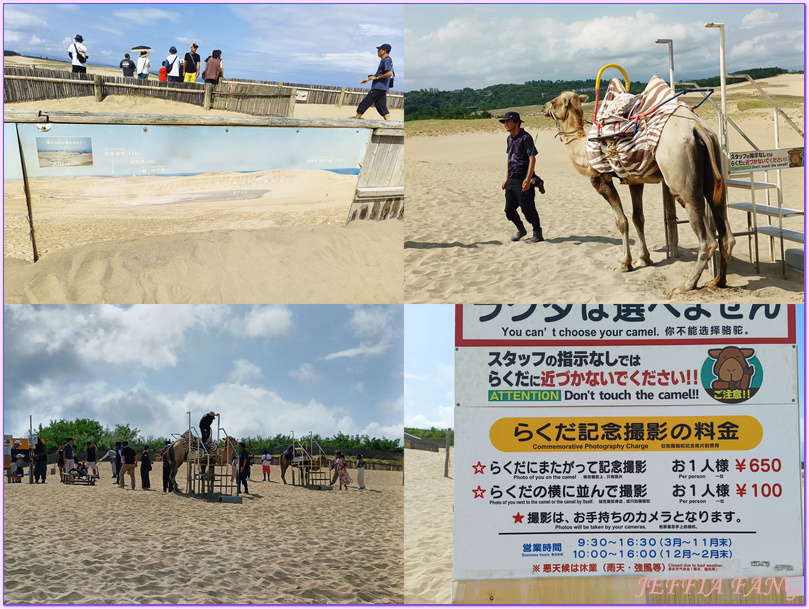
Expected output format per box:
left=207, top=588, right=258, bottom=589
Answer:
left=404, top=3, right=805, bottom=90
left=4, top=305, right=404, bottom=442
left=3, top=3, right=404, bottom=87
left=405, top=305, right=806, bottom=456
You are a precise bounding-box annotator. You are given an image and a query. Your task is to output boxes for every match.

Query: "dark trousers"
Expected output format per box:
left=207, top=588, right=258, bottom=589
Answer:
left=72, top=65, right=86, bottom=73
left=141, top=467, right=150, bottom=489
left=162, top=463, right=172, bottom=492
left=34, top=459, right=47, bottom=482
left=200, top=426, right=212, bottom=445
left=504, top=178, right=541, bottom=232
left=356, top=89, right=389, bottom=117
left=238, top=470, right=249, bottom=494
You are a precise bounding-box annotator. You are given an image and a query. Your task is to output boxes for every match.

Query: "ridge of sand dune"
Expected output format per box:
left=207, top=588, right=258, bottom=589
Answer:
left=4, top=220, right=403, bottom=304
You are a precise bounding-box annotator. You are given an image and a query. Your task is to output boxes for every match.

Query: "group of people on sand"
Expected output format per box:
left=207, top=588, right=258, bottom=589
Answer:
left=121, top=43, right=224, bottom=83
left=69, top=33, right=225, bottom=84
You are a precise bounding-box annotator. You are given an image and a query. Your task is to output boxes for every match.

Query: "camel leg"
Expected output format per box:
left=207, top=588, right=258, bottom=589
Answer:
left=674, top=195, right=717, bottom=293
left=628, top=183, right=653, bottom=267
left=590, top=174, right=632, bottom=272
left=703, top=192, right=736, bottom=289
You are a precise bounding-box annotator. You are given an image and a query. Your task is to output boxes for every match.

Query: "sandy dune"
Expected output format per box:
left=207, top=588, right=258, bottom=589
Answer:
left=404, top=447, right=454, bottom=604
left=3, top=464, right=403, bottom=604
left=404, top=74, right=804, bottom=303
left=4, top=219, right=403, bottom=304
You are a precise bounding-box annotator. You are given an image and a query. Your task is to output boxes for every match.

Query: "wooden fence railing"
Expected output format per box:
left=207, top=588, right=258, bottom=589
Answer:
left=227, top=78, right=404, bottom=109
left=4, top=67, right=295, bottom=117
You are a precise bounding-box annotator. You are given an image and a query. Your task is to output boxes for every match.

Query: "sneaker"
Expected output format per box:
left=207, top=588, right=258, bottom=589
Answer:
left=511, top=228, right=527, bottom=242
left=527, top=230, right=544, bottom=243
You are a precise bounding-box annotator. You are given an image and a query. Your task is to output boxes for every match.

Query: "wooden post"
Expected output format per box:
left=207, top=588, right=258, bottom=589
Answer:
left=93, top=74, right=103, bottom=102
left=444, top=428, right=451, bottom=478
left=14, top=124, right=39, bottom=262
left=338, top=87, right=346, bottom=108
left=287, top=88, right=297, bottom=117
left=204, top=83, right=213, bottom=110
left=662, top=182, right=679, bottom=258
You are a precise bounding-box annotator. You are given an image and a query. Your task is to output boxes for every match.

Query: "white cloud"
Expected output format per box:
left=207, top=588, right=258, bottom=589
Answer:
left=4, top=305, right=224, bottom=370
left=324, top=341, right=390, bottom=360
left=741, top=9, right=778, bottom=28
left=113, top=8, right=180, bottom=23
left=3, top=8, right=49, bottom=29
left=288, top=362, right=322, bottom=384
left=360, top=421, right=403, bottom=442
left=230, top=359, right=262, bottom=383
left=405, top=405, right=455, bottom=430
left=356, top=24, right=400, bottom=38
left=379, top=394, right=404, bottom=414
left=235, top=305, right=294, bottom=338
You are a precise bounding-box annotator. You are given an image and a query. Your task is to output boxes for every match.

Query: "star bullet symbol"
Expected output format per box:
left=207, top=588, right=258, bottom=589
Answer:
left=473, top=461, right=486, bottom=474
left=472, top=485, right=486, bottom=498
left=513, top=512, right=524, bottom=523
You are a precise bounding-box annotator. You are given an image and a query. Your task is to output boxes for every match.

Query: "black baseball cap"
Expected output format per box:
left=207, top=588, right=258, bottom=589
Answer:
left=499, top=111, right=523, bottom=124
left=377, top=44, right=391, bottom=53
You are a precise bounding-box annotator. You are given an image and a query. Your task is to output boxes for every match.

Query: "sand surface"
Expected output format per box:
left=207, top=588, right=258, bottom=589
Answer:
left=3, top=463, right=403, bottom=604
left=404, top=74, right=804, bottom=303
left=404, top=447, right=453, bottom=604
left=4, top=219, right=403, bottom=304
left=4, top=92, right=403, bottom=303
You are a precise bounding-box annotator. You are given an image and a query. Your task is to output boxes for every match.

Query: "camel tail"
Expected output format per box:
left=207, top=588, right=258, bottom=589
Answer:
left=695, top=122, right=725, bottom=208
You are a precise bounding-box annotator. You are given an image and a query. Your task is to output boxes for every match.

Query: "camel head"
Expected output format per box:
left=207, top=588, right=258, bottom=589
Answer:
left=542, top=92, right=589, bottom=123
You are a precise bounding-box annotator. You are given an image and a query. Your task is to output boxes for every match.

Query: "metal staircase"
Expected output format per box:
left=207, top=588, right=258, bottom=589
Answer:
left=707, top=73, right=803, bottom=275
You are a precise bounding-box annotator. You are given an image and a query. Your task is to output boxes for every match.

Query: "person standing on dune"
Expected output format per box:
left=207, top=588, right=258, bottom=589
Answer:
left=355, top=44, right=394, bottom=120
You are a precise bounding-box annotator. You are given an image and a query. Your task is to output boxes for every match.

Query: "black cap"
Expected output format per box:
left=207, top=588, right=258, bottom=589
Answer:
left=74, top=34, right=84, bottom=42
left=499, top=111, right=523, bottom=124
left=377, top=44, right=391, bottom=53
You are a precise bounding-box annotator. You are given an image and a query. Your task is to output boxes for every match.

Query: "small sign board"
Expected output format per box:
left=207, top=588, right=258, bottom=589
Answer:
left=729, top=147, right=804, bottom=173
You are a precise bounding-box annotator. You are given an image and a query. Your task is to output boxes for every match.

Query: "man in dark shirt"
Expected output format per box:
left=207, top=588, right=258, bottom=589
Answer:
left=500, top=111, right=544, bottom=243
left=119, top=53, right=136, bottom=78
left=118, top=441, right=138, bottom=489
left=237, top=442, right=250, bottom=495
left=183, top=43, right=201, bottom=82
left=355, top=44, right=394, bottom=120
left=199, top=411, right=217, bottom=448
left=85, top=441, right=99, bottom=478
left=114, top=441, right=122, bottom=483
left=63, top=438, right=75, bottom=475
left=161, top=441, right=174, bottom=493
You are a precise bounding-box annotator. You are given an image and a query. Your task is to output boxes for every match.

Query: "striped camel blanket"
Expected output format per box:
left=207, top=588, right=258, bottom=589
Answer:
left=586, top=75, right=688, bottom=179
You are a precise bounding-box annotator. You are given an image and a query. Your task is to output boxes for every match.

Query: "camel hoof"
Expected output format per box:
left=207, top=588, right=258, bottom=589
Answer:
left=614, top=264, right=632, bottom=273
left=672, top=284, right=694, bottom=294
left=704, top=277, right=726, bottom=288
left=636, top=256, right=654, bottom=268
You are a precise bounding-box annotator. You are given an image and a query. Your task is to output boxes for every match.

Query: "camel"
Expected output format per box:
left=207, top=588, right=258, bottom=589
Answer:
left=541, top=86, right=735, bottom=292
left=279, top=448, right=329, bottom=484
left=166, top=432, right=237, bottom=493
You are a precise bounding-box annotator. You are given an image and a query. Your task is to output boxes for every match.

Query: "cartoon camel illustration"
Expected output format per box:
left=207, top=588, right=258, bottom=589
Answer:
left=542, top=87, right=735, bottom=292
left=708, top=346, right=755, bottom=390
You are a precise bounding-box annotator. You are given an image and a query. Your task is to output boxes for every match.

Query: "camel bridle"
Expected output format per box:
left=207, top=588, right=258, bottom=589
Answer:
left=550, top=102, right=590, bottom=145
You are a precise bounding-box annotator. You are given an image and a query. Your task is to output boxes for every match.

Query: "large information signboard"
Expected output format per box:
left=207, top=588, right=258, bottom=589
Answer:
left=454, top=304, right=802, bottom=583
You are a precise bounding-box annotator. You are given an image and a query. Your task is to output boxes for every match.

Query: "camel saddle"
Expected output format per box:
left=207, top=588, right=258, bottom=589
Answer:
left=587, top=75, right=688, bottom=179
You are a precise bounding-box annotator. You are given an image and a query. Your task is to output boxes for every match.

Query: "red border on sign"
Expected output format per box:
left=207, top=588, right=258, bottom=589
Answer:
left=455, top=304, right=796, bottom=346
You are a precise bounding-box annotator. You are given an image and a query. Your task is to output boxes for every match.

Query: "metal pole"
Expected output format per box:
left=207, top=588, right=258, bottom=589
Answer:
left=705, top=22, right=728, bottom=157
left=444, top=429, right=451, bottom=478
left=655, top=39, right=675, bottom=91
left=29, top=416, right=34, bottom=484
